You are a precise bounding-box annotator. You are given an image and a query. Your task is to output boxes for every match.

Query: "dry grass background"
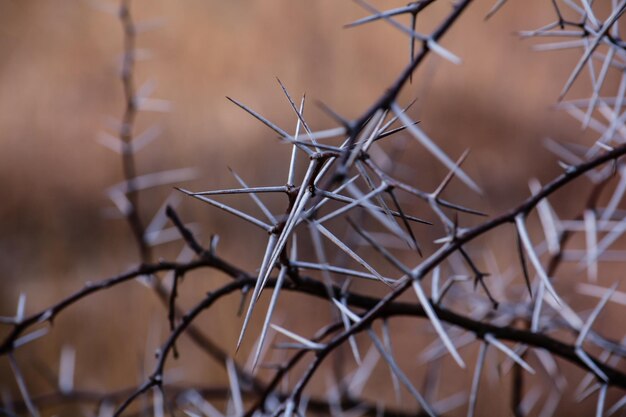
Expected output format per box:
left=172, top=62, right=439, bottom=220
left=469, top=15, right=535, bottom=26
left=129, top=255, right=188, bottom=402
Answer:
left=0, top=1, right=622, bottom=416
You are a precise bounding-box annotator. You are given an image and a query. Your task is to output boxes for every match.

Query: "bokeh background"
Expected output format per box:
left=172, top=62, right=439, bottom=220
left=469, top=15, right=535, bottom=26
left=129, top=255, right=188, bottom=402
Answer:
left=0, top=0, right=623, bottom=416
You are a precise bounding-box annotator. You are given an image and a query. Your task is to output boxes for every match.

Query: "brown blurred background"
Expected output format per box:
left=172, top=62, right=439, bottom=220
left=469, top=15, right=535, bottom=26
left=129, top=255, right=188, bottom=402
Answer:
left=0, top=1, right=622, bottom=416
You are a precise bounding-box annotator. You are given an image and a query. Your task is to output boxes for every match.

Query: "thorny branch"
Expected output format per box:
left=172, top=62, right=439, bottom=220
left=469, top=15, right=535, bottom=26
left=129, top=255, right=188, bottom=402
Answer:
left=2, top=140, right=626, bottom=415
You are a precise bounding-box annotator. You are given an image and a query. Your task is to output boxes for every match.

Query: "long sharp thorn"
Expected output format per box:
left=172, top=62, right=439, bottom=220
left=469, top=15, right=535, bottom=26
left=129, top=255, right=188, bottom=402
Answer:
left=346, top=216, right=410, bottom=275
left=346, top=182, right=416, bottom=246
left=226, top=96, right=314, bottom=156
left=178, top=188, right=272, bottom=232
left=332, top=298, right=362, bottom=324
left=287, top=95, right=306, bottom=186
left=391, top=102, right=482, bottom=194
left=584, top=209, right=598, bottom=281
left=382, top=319, right=402, bottom=404
left=412, top=279, right=466, bottom=368
left=409, top=12, right=416, bottom=83
left=190, top=186, right=286, bottom=196
left=252, top=265, right=288, bottom=369
left=317, top=189, right=430, bottom=224
left=293, top=260, right=396, bottom=284
left=225, top=358, right=243, bottom=416
left=388, top=189, right=421, bottom=254
left=236, top=234, right=278, bottom=351
left=433, top=149, right=471, bottom=198
left=8, top=353, right=40, bottom=417
left=316, top=222, right=390, bottom=287
left=338, top=297, right=363, bottom=365
left=228, top=168, right=277, bottom=224
left=256, top=161, right=317, bottom=298
left=276, top=78, right=314, bottom=137
left=607, top=394, right=626, bottom=415
left=484, top=334, right=535, bottom=374
left=485, top=0, right=508, bottom=20
left=529, top=179, right=561, bottom=254
left=577, top=284, right=617, bottom=349
left=226, top=96, right=289, bottom=138
left=317, top=183, right=388, bottom=224
left=515, top=215, right=562, bottom=304
left=467, top=341, right=488, bottom=417
left=344, top=4, right=418, bottom=29
left=368, top=329, right=437, bottom=417
left=270, top=324, right=325, bottom=350
left=597, top=384, right=608, bottom=417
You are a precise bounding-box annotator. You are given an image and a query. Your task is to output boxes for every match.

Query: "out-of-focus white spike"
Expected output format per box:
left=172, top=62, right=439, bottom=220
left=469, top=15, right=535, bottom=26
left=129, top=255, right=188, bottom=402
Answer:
left=225, top=358, right=243, bottom=417
left=153, top=386, right=164, bottom=417
left=270, top=324, right=325, bottom=350
left=145, top=193, right=182, bottom=236
left=8, top=353, right=40, bottom=417
left=533, top=348, right=567, bottom=392
left=596, top=384, right=608, bottom=417
left=181, top=390, right=225, bottom=417
left=533, top=39, right=588, bottom=52
left=344, top=183, right=416, bottom=247
left=381, top=320, right=402, bottom=404
left=96, top=131, right=125, bottom=154
left=16, top=293, right=26, bottom=323
left=284, top=399, right=296, bottom=417
left=519, top=386, right=543, bottom=417
left=577, top=283, right=626, bottom=305
left=515, top=215, right=562, bottom=304
left=287, top=95, right=306, bottom=186
left=529, top=179, right=561, bottom=255
left=340, top=297, right=363, bottom=366
left=13, top=328, right=49, bottom=349
left=58, top=345, right=76, bottom=394
left=467, top=341, right=488, bottom=417
left=484, top=334, right=535, bottom=374
left=346, top=344, right=380, bottom=396
left=135, top=18, right=167, bottom=34
left=110, top=168, right=197, bottom=194
left=607, top=394, right=626, bottom=416
left=538, top=389, right=562, bottom=417
left=580, top=0, right=600, bottom=29
left=574, top=284, right=616, bottom=382
left=413, top=280, right=466, bottom=368
left=368, top=329, right=436, bottom=417
left=107, top=188, right=132, bottom=216
left=136, top=97, right=171, bottom=113
left=331, top=299, right=362, bottom=324
left=584, top=209, right=599, bottom=281
left=419, top=332, right=475, bottom=364
left=601, top=164, right=626, bottom=222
